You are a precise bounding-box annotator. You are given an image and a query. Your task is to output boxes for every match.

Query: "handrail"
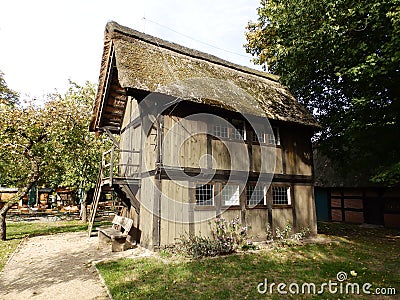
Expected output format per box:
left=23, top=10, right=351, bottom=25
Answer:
left=103, top=148, right=113, bottom=155
left=88, top=146, right=141, bottom=236
left=102, top=147, right=141, bottom=181
left=118, top=149, right=141, bottom=153
left=110, top=145, right=114, bottom=184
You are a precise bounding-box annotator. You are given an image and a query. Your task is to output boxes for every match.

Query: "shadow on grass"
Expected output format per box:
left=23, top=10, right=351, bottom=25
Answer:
left=317, top=221, right=400, bottom=239
left=97, top=222, right=400, bottom=300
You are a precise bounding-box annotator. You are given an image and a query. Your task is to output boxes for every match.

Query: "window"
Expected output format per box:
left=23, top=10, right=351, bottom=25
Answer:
left=252, top=127, right=280, bottom=145
left=253, top=129, right=265, bottom=143
left=195, top=184, right=214, bottom=206
left=272, top=186, right=291, bottom=205
left=247, top=184, right=265, bottom=206
left=214, top=119, right=246, bottom=140
left=267, top=128, right=280, bottom=145
left=222, top=184, right=240, bottom=206
left=231, top=119, right=246, bottom=140
left=214, top=124, right=229, bottom=138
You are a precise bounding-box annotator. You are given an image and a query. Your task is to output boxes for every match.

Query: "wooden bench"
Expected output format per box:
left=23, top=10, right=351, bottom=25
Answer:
left=98, top=215, right=135, bottom=252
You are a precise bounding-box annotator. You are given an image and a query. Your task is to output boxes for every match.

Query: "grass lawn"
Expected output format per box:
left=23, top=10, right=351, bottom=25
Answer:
left=0, top=219, right=109, bottom=270
left=97, top=222, right=400, bottom=299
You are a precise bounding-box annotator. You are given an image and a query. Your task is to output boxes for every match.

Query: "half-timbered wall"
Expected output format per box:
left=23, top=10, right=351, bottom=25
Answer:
left=327, top=187, right=400, bottom=228
left=121, top=109, right=317, bottom=249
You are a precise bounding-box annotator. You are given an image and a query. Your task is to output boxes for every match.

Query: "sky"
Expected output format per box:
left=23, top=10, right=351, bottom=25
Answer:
left=0, top=0, right=262, bottom=100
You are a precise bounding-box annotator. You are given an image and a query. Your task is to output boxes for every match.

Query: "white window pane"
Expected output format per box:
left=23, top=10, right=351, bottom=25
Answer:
left=196, top=184, right=214, bottom=206
left=232, top=120, right=246, bottom=140
left=214, top=124, right=229, bottom=138
left=253, top=130, right=265, bottom=143
left=222, top=185, right=239, bottom=206
left=247, top=185, right=265, bottom=206
left=272, top=186, right=290, bottom=205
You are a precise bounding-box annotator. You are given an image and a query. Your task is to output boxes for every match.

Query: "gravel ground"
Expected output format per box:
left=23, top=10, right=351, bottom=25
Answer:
left=0, top=232, right=153, bottom=300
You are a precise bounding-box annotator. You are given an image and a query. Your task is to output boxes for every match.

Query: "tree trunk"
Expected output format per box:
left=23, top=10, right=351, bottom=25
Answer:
left=0, top=212, right=6, bottom=241
left=81, top=204, right=87, bottom=222
left=0, top=179, right=38, bottom=240
left=0, top=142, right=40, bottom=240
left=0, top=199, right=19, bottom=241
left=81, top=203, right=87, bottom=223
left=0, top=196, right=24, bottom=241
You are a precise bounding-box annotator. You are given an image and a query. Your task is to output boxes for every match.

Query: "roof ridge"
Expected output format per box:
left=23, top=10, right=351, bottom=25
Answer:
left=106, top=21, right=279, bottom=82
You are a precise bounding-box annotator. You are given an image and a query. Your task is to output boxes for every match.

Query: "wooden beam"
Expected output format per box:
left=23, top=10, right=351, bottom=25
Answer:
left=103, top=110, right=124, bottom=118
left=96, top=45, right=115, bottom=130
left=106, top=98, right=127, bottom=108
left=110, top=84, right=125, bottom=94
left=102, top=127, right=119, bottom=148
left=103, top=121, right=121, bottom=127
left=105, top=103, right=125, bottom=111
left=109, top=92, right=127, bottom=102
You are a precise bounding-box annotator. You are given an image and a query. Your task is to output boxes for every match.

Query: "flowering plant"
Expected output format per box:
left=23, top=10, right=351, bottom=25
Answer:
left=177, top=216, right=249, bottom=258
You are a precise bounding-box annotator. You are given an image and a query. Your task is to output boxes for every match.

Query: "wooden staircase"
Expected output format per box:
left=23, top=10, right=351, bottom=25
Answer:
left=87, top=146, right=140, bottom=237
left=87, top=170, right=105, bottom=236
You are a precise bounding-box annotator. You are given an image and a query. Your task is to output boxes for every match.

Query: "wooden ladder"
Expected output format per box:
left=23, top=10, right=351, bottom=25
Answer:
left=87, top=169, right=104, bottom=237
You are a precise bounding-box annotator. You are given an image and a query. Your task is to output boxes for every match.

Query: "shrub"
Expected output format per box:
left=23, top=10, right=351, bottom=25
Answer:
left=266, top=222, right=310, bottom=246
left=177, top=216, right=248, bottom=258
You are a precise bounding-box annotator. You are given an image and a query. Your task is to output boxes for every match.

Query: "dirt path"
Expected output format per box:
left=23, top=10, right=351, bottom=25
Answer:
left=0, top=232, right=153, bottom=300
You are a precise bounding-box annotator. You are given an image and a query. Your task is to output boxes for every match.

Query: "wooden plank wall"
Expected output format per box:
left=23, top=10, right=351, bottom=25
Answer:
left=159, top=180, right=189, bottom=246
left=137, top=176, right=155, bottom=249
left=123, top=113, right=320, bottom=246
left=162, top=115, right=293, bottom=173
left=294, top=185, right=317, bottom=233
left=120, top=96, right=141, bottom=175
left=251, top=145, right=277, bottom=173
left=281, top=128, right=313, bottom=176
left=163, top=116, right=207, bottom=168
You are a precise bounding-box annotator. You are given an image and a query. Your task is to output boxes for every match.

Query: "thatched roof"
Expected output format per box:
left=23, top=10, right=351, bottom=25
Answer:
left=90, top=21, right=319, bottom=132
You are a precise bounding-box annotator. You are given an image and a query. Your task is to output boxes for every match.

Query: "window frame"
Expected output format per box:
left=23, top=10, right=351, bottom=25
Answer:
left=195, top=183, right=215, bottom=207
left=252, top=129, right=266, bottom=143
left=267, top=127, right=280, bottom=146
left=271, top=185, right=291, bottom=207
left=246, top=184, right=267, bottom=207
left=213, top=118, right=247, bottom=141
left=221, top=183, right=240, bottom=207
left=252, top=127, right=280, bottom=146
left=231, top=119, right=246, bottom=141
left=214, top=123, right=229, bottom=139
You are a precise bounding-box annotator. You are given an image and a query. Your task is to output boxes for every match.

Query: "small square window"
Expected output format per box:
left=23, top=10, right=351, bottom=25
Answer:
left=231, top=120, right=246, bottom=140
left=272, top=186, right=291, bottom=205
left=222, top=184, right=240, bottom=206
left=267, top=128, right=280, bottom=145
left=253, top=130, right=265, bottom=143
left=195, top=184, right=214, bottom=206
left=214, top=124, right=229, bottom=138
left=247, top=185, right=265, bottom=206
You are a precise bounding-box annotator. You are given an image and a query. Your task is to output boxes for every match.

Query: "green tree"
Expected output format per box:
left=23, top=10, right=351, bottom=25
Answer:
left=245, top=0, right=400, bottom=184
left=0, top=71, right=19, bottom=107
left=0, top=81, right=109, bottom=240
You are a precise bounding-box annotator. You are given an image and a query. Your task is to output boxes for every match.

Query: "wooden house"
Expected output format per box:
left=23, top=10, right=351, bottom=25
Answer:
left=89, top=22, right=320, bottom=250
left=314, top=150, right=400, bottom=228
left=0, top=187, right=75, bottom=212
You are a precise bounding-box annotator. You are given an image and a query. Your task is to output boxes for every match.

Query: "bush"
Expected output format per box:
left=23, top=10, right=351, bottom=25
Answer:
left=266, top=222, right=310, bottom=246
left=177, top=216, right=248, bottom=258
